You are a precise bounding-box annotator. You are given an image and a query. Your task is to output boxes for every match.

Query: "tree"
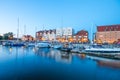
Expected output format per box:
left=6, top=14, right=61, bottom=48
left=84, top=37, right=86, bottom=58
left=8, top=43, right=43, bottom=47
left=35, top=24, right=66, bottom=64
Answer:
left=3, top=32, right=14, bottom=40
left=3, top=33, right=9, bottom=40
left=0, top=35, right=3, bottom=40
left=8, top=32, right=13, bottom=40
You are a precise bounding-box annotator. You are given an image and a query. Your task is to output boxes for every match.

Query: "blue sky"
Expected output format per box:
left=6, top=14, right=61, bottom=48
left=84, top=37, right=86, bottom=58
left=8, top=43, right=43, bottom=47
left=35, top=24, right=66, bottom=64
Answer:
left=0, top=0, right=120, bottom=38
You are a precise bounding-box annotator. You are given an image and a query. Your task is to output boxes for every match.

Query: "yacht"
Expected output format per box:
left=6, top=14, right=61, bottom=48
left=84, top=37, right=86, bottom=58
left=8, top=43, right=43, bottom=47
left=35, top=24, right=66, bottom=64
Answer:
left=2, top=41, right=25, bottom=47
left=60, top=43, right=72, bottom=52
left=53, top=44, right=62, bottom=49
left=35, top=41, right=51, bottom=48
left=70, top=48, right=80, bottom=53
left=25, top=42, right=36, bottom=47
left=84, top=44, right=120, bottom=53
left=71, top=46, right=85, bottom=53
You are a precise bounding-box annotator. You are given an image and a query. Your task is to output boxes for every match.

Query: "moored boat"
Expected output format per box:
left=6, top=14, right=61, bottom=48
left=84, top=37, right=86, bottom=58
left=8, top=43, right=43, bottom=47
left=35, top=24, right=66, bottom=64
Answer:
left=70, top=48, right=80, bottom=53
left=60, top=43, right=72, bottom=52
left=35, top=41, right=51, bottom=48
left=53, top=44, right=62, bottom=49
left=2, top=41, right=25, bottom=47
left=25, top=42, right=36, bottom=47
left=85, top=48, right=120, bottom=53
left=84, top=44, right=120, bottom=53
left=60, top=47, right=72, bottom=52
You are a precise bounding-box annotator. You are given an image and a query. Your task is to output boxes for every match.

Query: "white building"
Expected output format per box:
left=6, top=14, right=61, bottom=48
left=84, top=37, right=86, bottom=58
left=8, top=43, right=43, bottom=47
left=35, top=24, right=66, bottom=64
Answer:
left=56, top=28, right=63, bottom=36
left=56, top=27, right=73, bottom=36
left=36, top=27, right=73, bottom=42
left=36, top=29, right=56, bottom=41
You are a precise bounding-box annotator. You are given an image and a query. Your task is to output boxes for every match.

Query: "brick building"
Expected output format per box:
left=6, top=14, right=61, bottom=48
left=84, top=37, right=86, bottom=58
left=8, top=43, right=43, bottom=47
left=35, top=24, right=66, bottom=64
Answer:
left=96, top=24, right=120, bottom=44
left=73, top=30, right=89, bottom=43
left=22, top=35, right=34, bottom=41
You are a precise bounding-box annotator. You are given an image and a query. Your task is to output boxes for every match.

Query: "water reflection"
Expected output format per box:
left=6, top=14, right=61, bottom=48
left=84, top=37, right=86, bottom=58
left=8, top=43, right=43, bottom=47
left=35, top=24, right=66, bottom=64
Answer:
left=77, top=53, right=86, bottom=60
left=87, top=56, right=120, bottom=69
left=0, top=46, right=120, bottom=80
left=2, top=46, right=13, bottom=54
left=97, top=60, right=120, bottom=69
left=35, top=48, right=72, bottom=63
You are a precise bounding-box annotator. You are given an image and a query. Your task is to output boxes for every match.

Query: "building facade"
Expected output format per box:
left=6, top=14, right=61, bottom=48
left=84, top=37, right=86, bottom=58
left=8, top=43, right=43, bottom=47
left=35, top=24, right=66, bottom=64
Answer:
left=56, top=27, right=74, bottom=42
left=36, top=27, right=74, bottom=42
left=96, top=24, right=120, bottom=44
left=74, top=30, right=89, bottom=43
left=36, top=29, right=56, bottom=41
left=22, top=35, right=34, bottom=41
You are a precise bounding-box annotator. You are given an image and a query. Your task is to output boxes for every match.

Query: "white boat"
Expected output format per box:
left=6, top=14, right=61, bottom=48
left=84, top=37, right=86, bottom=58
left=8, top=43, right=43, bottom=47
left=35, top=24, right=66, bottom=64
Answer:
left=85, top=47, right=120, bottom=53
left=71, top=46, right=85, bottom=53
left=35, top=42, right=51, bottom=48
left=27, top=42, right=36, bottom=47
left=53, top=44, right=62, bottom=49
left=71, top=48, right=80, bottom=53
left=2, top=41, right=25, bottom=47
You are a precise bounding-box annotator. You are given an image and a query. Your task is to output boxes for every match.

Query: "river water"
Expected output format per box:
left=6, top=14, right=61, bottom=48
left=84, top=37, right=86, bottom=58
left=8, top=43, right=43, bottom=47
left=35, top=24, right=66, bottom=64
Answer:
left=0, top=45, right=120, bottom=80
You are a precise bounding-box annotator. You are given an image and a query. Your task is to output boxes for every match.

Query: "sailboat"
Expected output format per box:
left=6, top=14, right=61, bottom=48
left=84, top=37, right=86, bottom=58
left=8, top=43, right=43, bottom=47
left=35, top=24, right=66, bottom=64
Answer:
left=11, top=18, right=25, bottom=47
left=3, top=18, right=25, bottom=47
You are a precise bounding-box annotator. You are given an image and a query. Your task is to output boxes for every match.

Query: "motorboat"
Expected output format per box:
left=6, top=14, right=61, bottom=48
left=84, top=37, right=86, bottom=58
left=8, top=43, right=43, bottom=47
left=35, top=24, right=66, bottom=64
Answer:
left=35, top=41, right=51, bottom=48
left=84, top=44, right=120, bottom=53
left=60, top=43, right=72, bottom=52
left=60, top=47, right=72, bottom=52
left=53, top=44, right=62, bottom=49
left=70, top=48, right=80, bottom=53
left=26, top=42, right=36, bottom=47
left=2, top=41, right=25, bottom=47
left=71, top=46, right=85, bottom=53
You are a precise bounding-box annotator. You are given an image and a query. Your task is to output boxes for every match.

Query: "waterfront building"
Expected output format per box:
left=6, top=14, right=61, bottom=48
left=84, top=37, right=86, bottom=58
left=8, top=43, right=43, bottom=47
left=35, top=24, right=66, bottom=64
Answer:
left=96, top=24, right=120, bottom=44
left=36, top=31, right=43, bottom=41
left=56, top=27, right=74, bottom=42
left=36, top=27, right=91, bottom=43
left=22, top=35, right=34, bottom=41
left=36, top=27, right=74, bottom=42
left=74, top=30, right=89, bottom=43
left=36, top=29, right=56, bottom=41
left=56, top=28, right=63, bottom=37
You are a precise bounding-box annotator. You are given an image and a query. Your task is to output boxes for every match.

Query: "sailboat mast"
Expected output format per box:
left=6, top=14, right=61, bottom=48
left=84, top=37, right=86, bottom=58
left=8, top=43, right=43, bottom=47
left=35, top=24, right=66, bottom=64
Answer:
left=61, top=17, right=64, bottom=41
left=17, top=18, right=19, bottom=41
left=24, top=25, right=26, bottom=35
left=35, top=26, right=37, bottom=40
left=91, top=23, right=93, bottom=44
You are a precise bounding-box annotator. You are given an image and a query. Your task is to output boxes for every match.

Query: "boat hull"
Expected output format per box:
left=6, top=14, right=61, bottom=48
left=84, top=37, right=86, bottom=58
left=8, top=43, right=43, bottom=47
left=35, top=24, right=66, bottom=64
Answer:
left=85, top=48, right=120, bottom=53
left=60, top=48, right=72, bottom=52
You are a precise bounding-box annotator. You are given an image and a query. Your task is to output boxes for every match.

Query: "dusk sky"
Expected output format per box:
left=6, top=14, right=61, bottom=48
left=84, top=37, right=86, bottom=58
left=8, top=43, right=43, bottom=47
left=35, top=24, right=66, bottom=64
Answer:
left=0, top=0, right=120, bottom=38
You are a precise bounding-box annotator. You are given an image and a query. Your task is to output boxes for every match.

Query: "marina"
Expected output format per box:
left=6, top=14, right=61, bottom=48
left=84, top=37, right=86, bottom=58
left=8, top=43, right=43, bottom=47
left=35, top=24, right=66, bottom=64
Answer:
left=0, top=0, right=120, bottom=80
left=1, top=41, right=120, bottom=60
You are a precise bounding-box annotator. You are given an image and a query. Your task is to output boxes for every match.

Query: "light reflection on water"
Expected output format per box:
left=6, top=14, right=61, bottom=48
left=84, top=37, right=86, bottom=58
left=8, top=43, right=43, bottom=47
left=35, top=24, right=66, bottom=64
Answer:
left=0, top=46, right=120, bottom=80
left=35, top=48, right=72, bottom=64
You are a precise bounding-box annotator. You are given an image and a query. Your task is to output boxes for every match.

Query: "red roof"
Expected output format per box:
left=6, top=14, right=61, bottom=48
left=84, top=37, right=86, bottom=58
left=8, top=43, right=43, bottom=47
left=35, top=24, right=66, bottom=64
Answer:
left=36, top=29, right=56, bottom=34
left=76, top=30, right=88, bottom=36
left=97, top=24, right=120, bottom=32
